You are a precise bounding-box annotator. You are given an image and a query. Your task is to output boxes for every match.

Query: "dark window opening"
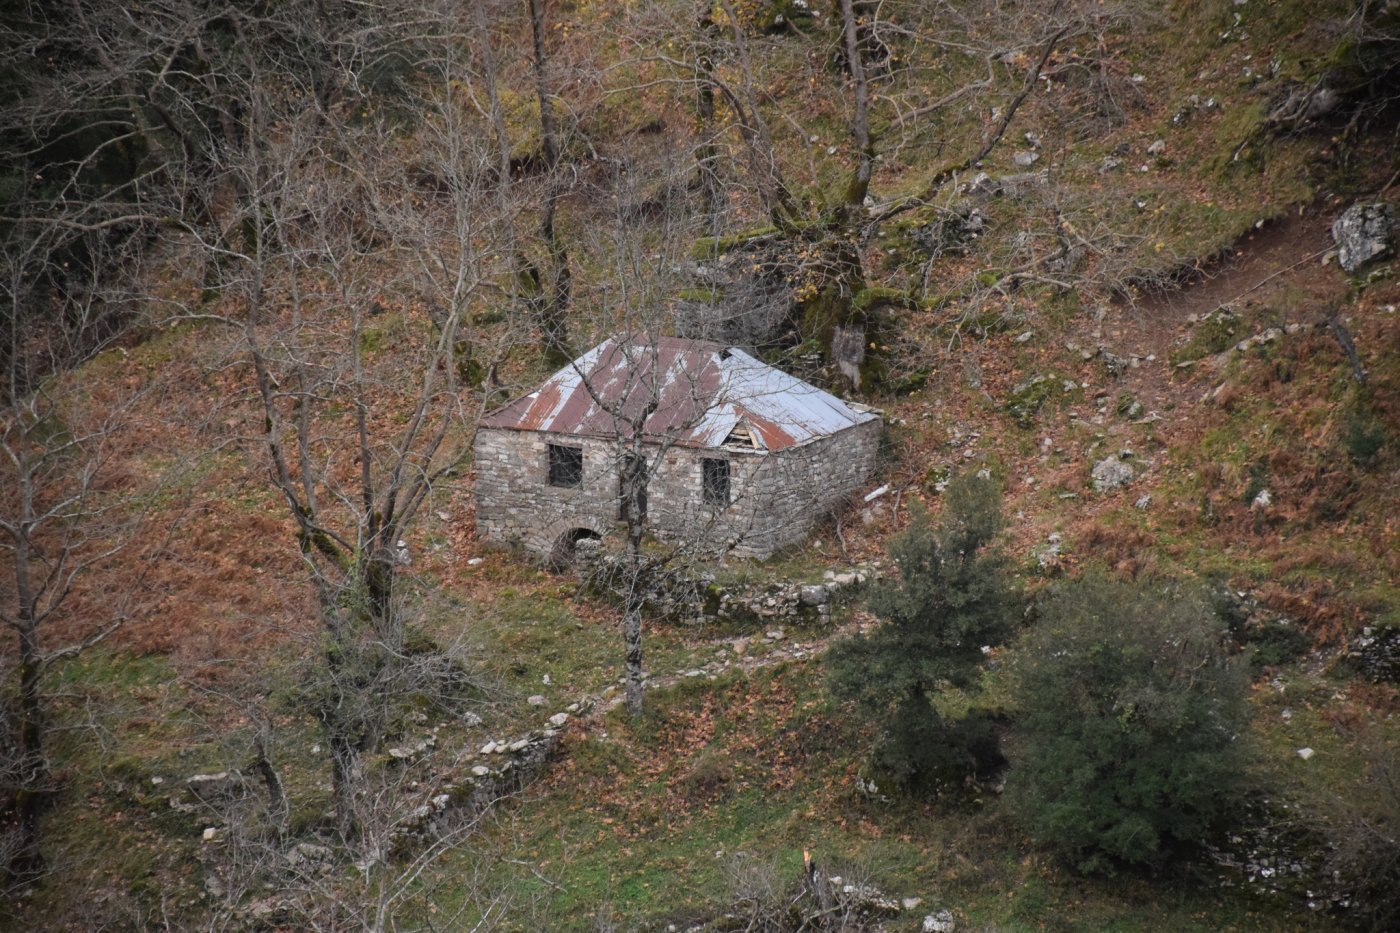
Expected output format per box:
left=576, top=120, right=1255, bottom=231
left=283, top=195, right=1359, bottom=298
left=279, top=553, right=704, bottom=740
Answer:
left=618, top=454, right=647, bottom=522
left=548, top=444, right=583, bottom=488
left=702, top=458, right=730, bottom=507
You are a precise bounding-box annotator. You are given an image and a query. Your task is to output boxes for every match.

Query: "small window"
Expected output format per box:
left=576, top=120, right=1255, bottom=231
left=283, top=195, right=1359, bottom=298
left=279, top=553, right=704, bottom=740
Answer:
left=548, top=444, right=583, bottom=488
left=701, top=458, right=730, bottom=507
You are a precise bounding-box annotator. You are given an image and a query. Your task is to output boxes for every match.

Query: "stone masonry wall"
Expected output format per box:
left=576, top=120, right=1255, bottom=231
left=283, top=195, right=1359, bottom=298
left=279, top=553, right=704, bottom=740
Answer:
left=473, top=418, right=882, bottom=560
left=735, top=417, right=883, bottom=557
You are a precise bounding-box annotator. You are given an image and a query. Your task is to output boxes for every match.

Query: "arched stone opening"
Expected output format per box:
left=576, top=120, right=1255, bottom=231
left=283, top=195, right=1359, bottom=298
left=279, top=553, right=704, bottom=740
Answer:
left=549, top=527, right=602, bottom=572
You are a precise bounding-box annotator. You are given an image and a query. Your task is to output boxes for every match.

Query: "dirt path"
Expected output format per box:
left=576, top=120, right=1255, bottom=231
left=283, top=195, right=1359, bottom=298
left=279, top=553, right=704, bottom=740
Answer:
left=1102, top=206, right=1346, bottom=413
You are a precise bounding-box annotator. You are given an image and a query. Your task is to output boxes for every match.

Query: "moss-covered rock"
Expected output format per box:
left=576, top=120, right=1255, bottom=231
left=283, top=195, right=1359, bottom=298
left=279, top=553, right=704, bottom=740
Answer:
left=688, top=227, right=779, bottom=261
left=1005, top=374, right=1081, bottom=428
left=851, top=286, right=908, bottom=312
left=1171, top=307, right=1241, bottom=364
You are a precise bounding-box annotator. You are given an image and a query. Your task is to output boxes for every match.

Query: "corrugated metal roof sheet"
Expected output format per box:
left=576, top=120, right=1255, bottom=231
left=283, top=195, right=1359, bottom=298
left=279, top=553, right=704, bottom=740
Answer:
left=480, top=336, right=878, bottom=451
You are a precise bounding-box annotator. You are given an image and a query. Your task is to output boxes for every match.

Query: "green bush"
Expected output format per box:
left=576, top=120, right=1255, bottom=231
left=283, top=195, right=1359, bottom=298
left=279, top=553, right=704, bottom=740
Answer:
left=1005, top=573, right=1250, bottom=874
left=827, top=471, right=1019, bottom=793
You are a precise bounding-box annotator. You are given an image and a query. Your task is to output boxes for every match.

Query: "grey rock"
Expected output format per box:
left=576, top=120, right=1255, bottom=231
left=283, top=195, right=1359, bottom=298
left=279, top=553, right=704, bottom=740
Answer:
left=1332, top=203, right=1394, bottom=272
left=1147, top=139, right=1166, bottom=155
left=799, top=584, right=830, bottom=606
left=1091, top=456, right=1135, bottom=493
left=1012, top=150, right=1040, bottom=167
left=967, top=171, right=999, bottom=196
left=924, top=910, right=956, bottom=933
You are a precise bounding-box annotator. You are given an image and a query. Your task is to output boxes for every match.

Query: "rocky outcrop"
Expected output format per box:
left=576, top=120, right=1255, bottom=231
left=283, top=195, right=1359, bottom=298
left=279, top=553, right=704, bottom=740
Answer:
left=1332, top=202, right=1394, bottom=273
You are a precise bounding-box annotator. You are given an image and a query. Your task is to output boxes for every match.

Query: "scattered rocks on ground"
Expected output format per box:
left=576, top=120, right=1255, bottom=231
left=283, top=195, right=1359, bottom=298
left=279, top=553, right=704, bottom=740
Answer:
left=1348, top=626, right=1400, bottom=682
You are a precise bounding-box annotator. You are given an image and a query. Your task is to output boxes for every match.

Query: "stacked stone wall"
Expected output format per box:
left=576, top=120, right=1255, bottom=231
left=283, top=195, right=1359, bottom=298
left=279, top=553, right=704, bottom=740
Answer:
left=735, top=417, right=883, bottom=556
left=473, top=417, right=881, bottom=560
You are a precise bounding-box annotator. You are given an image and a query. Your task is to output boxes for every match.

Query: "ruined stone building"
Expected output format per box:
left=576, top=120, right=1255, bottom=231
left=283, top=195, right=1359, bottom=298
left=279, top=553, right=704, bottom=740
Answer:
left=473, top=336, right=882, bottom=562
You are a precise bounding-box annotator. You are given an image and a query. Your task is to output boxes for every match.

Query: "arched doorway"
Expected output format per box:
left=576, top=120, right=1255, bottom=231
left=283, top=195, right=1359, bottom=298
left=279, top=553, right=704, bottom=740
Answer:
left=549, top=527, right=601, bottom=572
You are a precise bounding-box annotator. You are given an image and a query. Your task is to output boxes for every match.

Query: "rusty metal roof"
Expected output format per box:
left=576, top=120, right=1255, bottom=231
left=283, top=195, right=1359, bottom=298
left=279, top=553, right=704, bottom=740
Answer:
left=479, top=336, right=878, bottom=451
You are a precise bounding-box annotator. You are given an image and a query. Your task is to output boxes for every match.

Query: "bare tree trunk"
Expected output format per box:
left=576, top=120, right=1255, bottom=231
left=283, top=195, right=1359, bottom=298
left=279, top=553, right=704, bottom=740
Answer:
left=694, top=3, right=721, bottom=219
left=622, top=598, right=645, bottom=717
left=11, top=614, right=45, bottom=879
left=5, top=480, right=46, bottom=879
left=250, top=730, right=289, bottom=840
left=329, top=732, right=362, bottom=843
left=527, top=0, right=572, bottom=365
left=1327, top=310, right=1368, bottom=384
left=321, top=626, right=363, bottom=842
left=837, top=0, right=874, bottom=214
left=615, top=432, right=650, bottom=717
left=365, top=549, right=399, bottom=649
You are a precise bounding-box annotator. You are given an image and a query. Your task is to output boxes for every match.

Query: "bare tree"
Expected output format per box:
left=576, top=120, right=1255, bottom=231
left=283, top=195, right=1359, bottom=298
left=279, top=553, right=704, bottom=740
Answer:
left=165, top=0, right=531, bottom=844
left=523, top=0, right=575, bottom=366
left=0, top=214, right=157, bottom=881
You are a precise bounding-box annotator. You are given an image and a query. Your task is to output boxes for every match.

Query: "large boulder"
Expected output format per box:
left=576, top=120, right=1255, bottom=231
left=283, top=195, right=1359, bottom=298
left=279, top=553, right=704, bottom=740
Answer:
left=1332, top=202, right=1394, bottom=273
left=1091, top=456, right=1135, bottom=493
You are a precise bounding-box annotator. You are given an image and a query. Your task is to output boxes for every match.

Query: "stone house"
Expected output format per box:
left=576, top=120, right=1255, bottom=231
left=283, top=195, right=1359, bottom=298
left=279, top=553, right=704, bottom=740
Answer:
left=473, top=335, right=882, bottom=562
